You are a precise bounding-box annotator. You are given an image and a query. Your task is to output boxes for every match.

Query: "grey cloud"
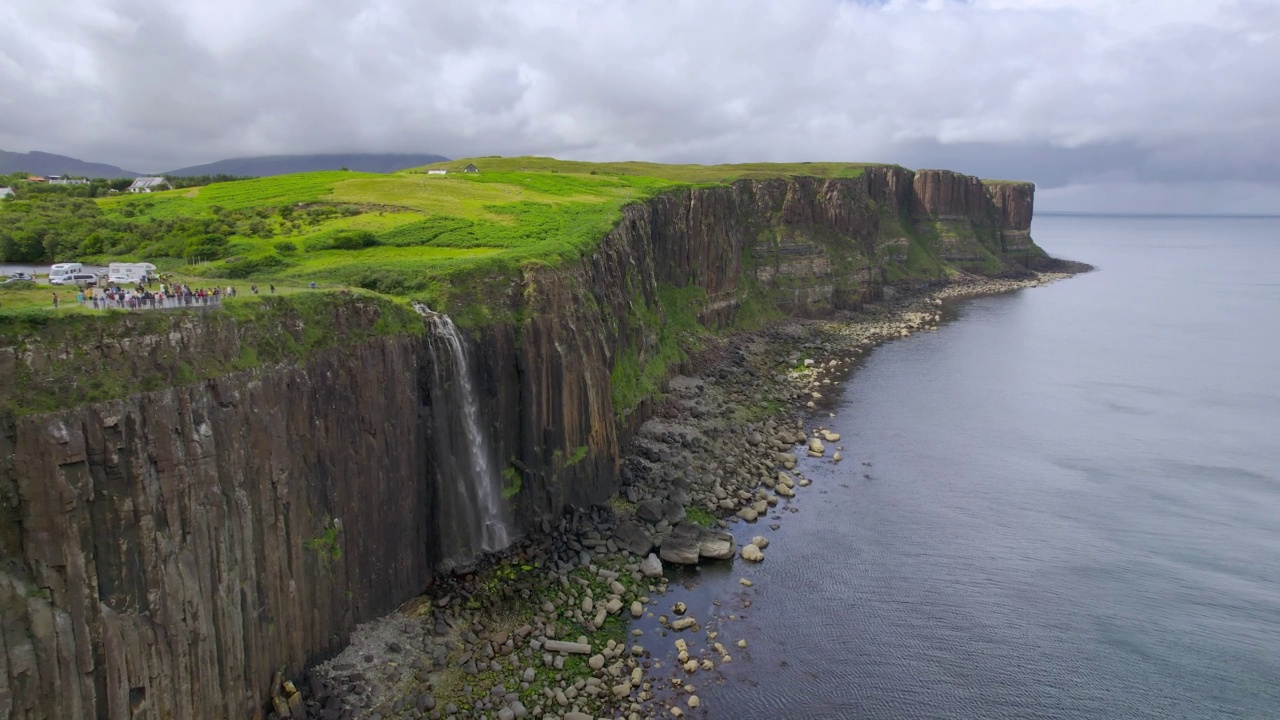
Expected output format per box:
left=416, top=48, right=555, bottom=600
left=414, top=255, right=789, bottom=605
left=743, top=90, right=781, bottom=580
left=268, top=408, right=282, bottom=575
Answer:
left=0, top=0, right=1276, bottom=211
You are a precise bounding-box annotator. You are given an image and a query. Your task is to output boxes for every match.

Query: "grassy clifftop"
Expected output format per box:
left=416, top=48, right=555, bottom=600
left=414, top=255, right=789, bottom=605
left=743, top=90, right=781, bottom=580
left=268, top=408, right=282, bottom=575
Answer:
left=1, top=157, right=895, bottom=316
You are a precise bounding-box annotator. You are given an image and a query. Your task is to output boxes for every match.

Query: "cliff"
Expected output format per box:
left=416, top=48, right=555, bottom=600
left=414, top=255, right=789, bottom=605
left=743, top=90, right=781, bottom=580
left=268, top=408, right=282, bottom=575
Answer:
left=0, top=169, right=1048, bottom=719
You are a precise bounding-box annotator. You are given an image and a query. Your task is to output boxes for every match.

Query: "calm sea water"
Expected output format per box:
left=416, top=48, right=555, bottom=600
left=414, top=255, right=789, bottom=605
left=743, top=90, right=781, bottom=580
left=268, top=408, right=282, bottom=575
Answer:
left=655, top=216, right=1280, bottom=719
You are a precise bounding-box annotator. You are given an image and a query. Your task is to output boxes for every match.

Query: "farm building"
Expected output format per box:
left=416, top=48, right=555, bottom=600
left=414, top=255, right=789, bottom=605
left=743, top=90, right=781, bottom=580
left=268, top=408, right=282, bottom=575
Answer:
left=0, top=187, right=14, bottom=199
left=127, top=177, right=173, bottom=193
left=464, top=163, right=479, bottom=173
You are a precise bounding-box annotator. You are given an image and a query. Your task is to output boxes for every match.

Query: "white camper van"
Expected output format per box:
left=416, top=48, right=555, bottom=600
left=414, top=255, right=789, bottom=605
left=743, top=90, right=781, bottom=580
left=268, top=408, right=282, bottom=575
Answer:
left=107, top=262, right=157, bottom=284
left=47, top=263, right=84, bottom=283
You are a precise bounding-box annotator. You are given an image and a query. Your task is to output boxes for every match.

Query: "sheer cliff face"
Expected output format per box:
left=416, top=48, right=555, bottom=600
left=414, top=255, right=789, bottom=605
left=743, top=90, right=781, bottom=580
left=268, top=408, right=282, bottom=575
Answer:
left=1, top=337, right=437, bottom=719
left=983, top=181, right=1038, bottom=256
left=0, top=169, right=1042, bottom=719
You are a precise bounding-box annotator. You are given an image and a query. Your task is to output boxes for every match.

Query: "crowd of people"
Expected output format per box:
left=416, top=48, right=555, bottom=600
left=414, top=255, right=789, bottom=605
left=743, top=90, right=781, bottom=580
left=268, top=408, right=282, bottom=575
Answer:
left=65, top=281, right=278, bottom=311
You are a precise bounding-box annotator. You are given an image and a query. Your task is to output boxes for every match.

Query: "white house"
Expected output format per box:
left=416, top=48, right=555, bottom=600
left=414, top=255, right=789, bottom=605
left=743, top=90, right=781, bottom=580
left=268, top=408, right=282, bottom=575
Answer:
left=0, top=187, right=14, bottom=199
left=127, top=177, right=172, bottom=193
left=427, top=169, right=448, bottom=175
left=48, top=176, right=89, bottom=186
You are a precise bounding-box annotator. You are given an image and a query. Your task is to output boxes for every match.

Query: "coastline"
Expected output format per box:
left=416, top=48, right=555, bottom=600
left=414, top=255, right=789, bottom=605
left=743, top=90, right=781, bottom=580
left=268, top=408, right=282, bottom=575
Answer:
left=292, top=268, right=1087, bottom=720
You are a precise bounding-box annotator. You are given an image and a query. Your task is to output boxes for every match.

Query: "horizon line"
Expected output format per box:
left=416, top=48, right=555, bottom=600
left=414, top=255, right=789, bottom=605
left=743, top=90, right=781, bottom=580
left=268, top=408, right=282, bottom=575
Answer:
left=1038, top=211, right=1280, bottom=219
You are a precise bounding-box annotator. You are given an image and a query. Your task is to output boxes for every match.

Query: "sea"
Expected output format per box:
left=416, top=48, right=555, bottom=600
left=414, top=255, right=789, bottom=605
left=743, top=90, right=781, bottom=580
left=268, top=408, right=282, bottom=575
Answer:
left=646, top=215, right=1280, bottom=719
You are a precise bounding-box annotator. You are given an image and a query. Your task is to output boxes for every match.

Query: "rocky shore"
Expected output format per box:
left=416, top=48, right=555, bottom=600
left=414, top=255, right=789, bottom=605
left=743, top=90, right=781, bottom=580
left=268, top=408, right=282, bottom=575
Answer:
left=276, top=270, right=1081, bottom=720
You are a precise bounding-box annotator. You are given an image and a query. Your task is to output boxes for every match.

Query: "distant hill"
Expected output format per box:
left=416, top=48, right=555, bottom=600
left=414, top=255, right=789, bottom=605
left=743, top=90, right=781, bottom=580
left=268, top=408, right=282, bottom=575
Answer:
left=162, top=153, right=450, bottom=177
left=0, top=150, right=139, bottom=179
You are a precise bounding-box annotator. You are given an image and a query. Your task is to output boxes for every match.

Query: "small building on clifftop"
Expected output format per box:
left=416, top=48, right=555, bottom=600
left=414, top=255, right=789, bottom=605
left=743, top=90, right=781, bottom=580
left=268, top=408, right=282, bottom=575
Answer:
left=127, top=177, right=173, bottom=193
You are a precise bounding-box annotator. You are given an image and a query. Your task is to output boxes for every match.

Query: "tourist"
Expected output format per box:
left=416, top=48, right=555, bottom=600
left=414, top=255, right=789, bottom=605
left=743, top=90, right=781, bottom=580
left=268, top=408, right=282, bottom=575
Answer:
left=51, top=292, right=58, bottom=309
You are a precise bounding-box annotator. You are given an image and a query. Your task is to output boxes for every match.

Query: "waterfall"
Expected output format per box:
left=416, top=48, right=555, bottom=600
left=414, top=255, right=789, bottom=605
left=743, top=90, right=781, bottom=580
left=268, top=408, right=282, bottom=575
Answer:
left=422, top=312, right=512, bottom=569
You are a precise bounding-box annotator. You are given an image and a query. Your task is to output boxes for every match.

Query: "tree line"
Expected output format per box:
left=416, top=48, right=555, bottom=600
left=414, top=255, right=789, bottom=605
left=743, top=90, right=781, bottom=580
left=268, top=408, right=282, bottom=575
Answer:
left=0, top=190, right=360, bottom=264
left=0, top=172, right=257, bottom=199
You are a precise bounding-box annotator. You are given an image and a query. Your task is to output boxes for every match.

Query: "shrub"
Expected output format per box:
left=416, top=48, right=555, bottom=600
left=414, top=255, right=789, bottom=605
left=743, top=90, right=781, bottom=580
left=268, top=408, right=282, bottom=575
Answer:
left=273, top=240, right=298, bottom=254
left=305, top=228, right=380, bottom=252
left=330, top=229, right=377, bottom=250
left=206, top=253, right=288, bottom=278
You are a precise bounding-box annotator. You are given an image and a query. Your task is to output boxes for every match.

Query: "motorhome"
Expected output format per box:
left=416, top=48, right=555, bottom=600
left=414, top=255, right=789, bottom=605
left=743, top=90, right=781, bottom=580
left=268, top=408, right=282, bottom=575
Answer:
left=48, top=263, right=83, bottom=282
left=107, top=262, right=157, bottom=284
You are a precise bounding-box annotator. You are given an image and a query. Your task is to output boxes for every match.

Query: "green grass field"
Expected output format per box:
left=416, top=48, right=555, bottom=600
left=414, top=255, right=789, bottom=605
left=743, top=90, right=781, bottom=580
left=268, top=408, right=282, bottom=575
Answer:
left=96, top=171, right=377, bottom=217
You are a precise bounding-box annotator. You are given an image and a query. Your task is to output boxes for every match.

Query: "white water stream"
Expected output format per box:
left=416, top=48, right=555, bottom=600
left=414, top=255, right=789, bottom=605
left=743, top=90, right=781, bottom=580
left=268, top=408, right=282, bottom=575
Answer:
left=423, top=312, right=512, bottom=568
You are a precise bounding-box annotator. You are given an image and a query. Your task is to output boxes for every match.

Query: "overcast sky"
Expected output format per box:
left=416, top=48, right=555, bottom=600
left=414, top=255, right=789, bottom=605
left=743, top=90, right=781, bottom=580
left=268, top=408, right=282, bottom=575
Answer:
left=2, top=0, right=1276, bottom=212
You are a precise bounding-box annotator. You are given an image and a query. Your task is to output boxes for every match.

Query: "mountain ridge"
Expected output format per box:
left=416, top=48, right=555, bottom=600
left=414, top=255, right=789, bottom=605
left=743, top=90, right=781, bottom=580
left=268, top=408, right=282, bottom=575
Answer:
left=0, top=150, right=140, bottom=179
left=161, top=153, right=450, bottom=176
left=1, top=150, right=450, bottom=179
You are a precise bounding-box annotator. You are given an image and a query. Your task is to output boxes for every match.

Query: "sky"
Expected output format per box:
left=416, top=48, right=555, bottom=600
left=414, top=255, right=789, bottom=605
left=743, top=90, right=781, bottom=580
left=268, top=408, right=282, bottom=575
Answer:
left=1, top=0, right=1277, bottom=213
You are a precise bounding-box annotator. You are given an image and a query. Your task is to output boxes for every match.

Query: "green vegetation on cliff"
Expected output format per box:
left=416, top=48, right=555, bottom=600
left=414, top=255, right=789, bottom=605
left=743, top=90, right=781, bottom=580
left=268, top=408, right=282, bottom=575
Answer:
left=609, top=284, right=707, bottom=417
left=0, top=292, right=422, bottom=416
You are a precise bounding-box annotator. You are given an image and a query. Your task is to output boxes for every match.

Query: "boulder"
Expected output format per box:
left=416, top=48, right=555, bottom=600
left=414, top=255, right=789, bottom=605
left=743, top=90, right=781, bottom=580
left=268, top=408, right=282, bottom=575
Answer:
left=635, top=499, right=666, bottom=524
left=669, top=485, right=692, bottom=506
left=641, top=553, right=664, bottom=578
left=697, top=530, right=735, bottom=560
left=736, top=507, right=758, bottom=522
left=614, top=520, right=654, bottom=556
left=659, top=523, right=702, bottom=565
left=544, top=640, right=592, bottom=654
left=741, top=544, right=765, bottom=562
left=751, top=535, right=769, bottom=550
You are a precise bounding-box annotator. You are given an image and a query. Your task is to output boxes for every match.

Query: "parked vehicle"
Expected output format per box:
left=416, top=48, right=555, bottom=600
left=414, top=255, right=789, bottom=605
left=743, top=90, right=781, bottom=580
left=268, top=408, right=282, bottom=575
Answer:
left=107, top=262, right=157, bottom=285
left=48, top=263, right=84, bottom=283
left=4, top=272, right=34, bottom=281
left=50, top=273, right=98, bottom=287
